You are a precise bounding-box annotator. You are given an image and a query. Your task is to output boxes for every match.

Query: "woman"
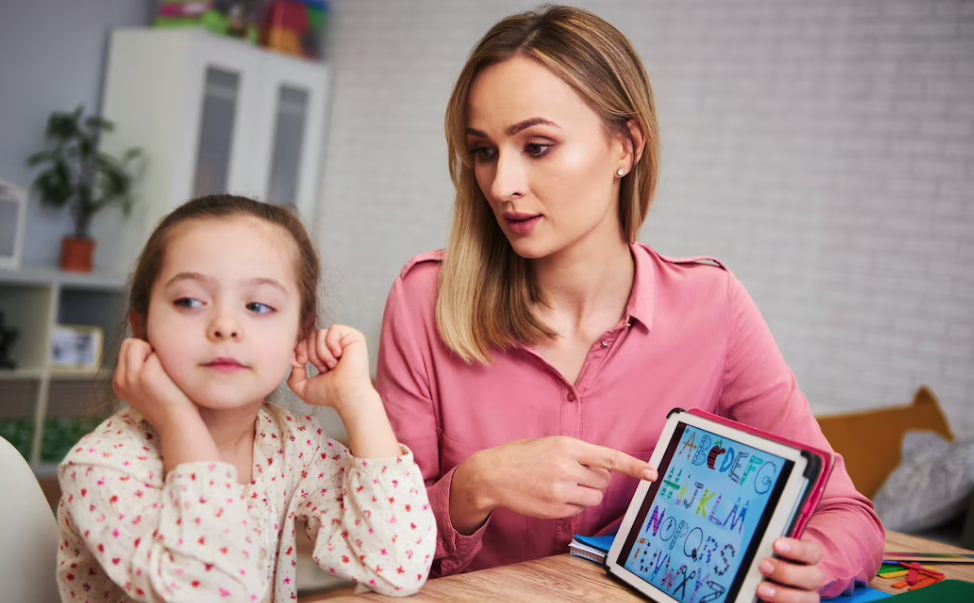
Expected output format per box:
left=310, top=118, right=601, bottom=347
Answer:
left=377, top=5, right=884, bottom=601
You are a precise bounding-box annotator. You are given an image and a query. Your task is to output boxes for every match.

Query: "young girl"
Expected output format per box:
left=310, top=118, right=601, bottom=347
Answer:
left=56, top=195, right=435, bottom=602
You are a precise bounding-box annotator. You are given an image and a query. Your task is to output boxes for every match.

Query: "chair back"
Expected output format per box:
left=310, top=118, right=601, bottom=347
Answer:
left=0, top=436, right=61, bottom=602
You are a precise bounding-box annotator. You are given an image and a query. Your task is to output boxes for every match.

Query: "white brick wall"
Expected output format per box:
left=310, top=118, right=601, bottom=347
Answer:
left=315, top=0, right=974, bottom=437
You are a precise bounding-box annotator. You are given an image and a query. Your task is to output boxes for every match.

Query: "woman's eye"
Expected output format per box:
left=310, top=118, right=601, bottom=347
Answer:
left=247, top=302, right=275, bottom=315
left=525, top=143, right=552, bottom=157
left=471, top=147, right=496, bottom=162
left=174, top=298, right=202, bottom=309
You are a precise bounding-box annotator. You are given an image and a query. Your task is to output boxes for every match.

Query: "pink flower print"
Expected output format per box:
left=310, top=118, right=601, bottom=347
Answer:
left=219, top=588, right=232, bottom=597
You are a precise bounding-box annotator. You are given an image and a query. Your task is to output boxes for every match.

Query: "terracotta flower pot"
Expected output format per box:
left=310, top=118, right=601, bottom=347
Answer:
left=60, top=236, right=96, bottom=273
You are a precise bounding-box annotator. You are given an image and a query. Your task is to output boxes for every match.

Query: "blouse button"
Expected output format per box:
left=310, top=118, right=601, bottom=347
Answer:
left=601, top=340, right=609, bottom=347
left=567, top=392, right=577, bottom=402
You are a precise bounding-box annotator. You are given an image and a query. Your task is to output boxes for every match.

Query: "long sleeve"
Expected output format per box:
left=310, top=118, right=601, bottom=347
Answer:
left=58, top=451, right=266, bottom=602
left=294, top=437, right=435, bottom=595
left=376, top=272, right=489, bottom=577
left=719, top=273, right=885, bottom=599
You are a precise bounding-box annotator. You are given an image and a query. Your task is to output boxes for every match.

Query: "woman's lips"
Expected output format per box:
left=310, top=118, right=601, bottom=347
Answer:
left=505, top=215, right=542, bottom=235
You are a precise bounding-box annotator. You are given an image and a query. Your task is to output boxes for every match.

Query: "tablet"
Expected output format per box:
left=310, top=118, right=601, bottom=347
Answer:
left=604, top=408, right=829, bottom=603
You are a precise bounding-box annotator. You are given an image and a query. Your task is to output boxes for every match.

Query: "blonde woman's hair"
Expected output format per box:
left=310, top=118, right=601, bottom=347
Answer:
left=437, top=4, right=660, bottom=365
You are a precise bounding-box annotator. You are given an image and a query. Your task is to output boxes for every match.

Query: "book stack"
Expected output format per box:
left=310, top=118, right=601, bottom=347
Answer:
left=568, top=535, right=615, bottom=565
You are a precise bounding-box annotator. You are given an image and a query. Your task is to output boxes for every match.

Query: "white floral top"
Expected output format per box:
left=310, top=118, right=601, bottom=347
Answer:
left=56, top=404, right=436, bottom=602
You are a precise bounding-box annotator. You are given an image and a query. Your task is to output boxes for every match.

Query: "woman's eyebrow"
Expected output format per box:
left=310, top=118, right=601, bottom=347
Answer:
left=465, top=117, right=561, bottom=139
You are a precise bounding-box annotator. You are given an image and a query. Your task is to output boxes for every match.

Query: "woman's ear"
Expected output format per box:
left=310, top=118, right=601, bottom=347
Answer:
left=129, top=311, right=146, bottom=341
left=624, top=119, right=646, bottom=168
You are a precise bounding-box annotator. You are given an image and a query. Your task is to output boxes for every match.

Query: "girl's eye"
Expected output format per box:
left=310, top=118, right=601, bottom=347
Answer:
left=174, top=298, right=203, bottom=310
left=470, top=147, right=496, bottom=162
left=525, top=143, right=552, bottom=157
left=247, top=302, right=275, bottom=315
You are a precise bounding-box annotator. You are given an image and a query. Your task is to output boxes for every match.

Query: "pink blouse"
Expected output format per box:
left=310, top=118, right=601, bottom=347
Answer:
left=376, top=243, right=884, bottom=598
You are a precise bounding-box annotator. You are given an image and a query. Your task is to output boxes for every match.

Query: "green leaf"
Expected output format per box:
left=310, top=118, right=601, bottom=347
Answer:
left=26, top=150, right=55, bottom=167
left=84, top=115, right=115, bottom=133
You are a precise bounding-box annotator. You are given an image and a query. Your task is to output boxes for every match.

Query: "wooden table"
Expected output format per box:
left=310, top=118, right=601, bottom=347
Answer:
left=307, top=531, right=974, bottom=602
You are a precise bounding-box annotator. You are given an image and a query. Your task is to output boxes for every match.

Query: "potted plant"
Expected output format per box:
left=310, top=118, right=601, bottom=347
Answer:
left=26, top=106, right=142, bottom=273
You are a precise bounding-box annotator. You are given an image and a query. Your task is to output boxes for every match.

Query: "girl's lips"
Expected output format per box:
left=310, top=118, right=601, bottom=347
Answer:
left=505, top=215, right=542, bottom=235
left=203, top=359, right=247, bottom=373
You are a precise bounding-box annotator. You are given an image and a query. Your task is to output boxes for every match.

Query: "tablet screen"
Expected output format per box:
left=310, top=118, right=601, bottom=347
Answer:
left=617, top=422, right=794, bottom=603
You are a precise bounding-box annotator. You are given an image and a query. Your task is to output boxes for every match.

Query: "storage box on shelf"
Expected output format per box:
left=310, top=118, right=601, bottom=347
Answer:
left=0, top=266, right=125, bottom=474
left=95, top=27, right=330, bottom=275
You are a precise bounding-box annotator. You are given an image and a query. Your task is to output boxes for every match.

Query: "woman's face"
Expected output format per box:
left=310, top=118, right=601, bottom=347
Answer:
left=465, top=56, right=631, bottom=261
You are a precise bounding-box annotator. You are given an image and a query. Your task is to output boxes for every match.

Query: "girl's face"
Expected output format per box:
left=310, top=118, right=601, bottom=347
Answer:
left=144, top=216, right=302, bottom=411
left=465, top=56, right=631, bottom=261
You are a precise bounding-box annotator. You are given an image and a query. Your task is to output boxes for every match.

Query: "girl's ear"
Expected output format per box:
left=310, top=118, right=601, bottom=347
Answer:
left=129, top=311, right=146, bottom=341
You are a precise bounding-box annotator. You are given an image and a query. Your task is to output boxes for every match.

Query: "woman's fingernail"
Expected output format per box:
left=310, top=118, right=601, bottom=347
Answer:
left=760, top=560, right=774, bottom=574
left=643, top=469, right=657, bottom=480
left=758, top=584, right=775, bottom=599
left=776, top=540, right=791, bottom=554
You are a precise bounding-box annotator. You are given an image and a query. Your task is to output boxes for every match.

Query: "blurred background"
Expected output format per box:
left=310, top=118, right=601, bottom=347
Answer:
left=1, top=0, right=973, bottom=591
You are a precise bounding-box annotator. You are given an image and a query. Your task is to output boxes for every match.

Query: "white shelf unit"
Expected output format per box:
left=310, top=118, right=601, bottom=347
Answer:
left=97, top=28, right=330, bottom=275
left=0, top=266, right=126, bottom=470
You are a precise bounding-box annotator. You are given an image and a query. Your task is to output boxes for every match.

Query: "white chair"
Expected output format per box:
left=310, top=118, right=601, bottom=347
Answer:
left=0, top=436, right=61, bottom=603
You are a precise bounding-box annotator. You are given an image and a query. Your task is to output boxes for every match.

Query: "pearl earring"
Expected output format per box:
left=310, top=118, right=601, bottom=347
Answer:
left=617, top=168, right=626, bottom=177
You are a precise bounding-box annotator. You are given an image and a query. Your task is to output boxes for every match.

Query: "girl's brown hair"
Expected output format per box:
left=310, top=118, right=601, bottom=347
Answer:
left=93, top=194, right=319, bottom=415
left=128, top=194, right=320, bottom=341
left=437, top=4, right=661, bottom=365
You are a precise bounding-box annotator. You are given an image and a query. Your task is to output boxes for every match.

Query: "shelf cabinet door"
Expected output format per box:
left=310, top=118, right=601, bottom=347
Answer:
left=186, top=35, right=264, bottom=201
left=251, top=56, right=329, bottom=223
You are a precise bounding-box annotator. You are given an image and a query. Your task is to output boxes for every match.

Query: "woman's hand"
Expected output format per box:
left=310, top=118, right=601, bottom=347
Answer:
left=450, top=436, right=657, bottom=534
left=757, top=537, right=824, bottom=603
left=287, top=325, right=374, bottom=412
left=113, top=338, right=219, bottom=471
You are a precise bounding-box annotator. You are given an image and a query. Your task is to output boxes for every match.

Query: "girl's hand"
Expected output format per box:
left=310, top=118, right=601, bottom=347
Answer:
left=757, top=537, right=824, bottom=603
left=288, top=325, right=374, bottom=413
left=113, top=338, right=201, bottom=437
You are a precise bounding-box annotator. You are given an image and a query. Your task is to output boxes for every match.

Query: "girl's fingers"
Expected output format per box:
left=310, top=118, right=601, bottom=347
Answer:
left=316, top=329, right=338, bottom=369
left=292, top=340, right=309, bottom=367
left=324, top=325, right=346, bottom=358
left=287, top=361, right=308, bottom=395
left=307, top=332, right=329, bottom=373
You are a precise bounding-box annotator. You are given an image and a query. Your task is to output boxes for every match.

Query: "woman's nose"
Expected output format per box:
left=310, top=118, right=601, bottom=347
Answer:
left=490, top=150, right=527, bottom=202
